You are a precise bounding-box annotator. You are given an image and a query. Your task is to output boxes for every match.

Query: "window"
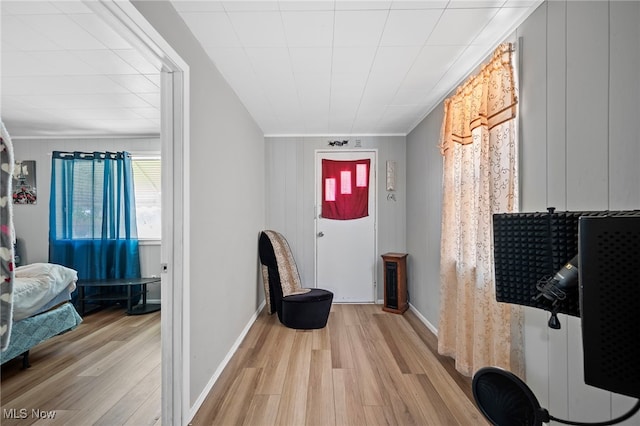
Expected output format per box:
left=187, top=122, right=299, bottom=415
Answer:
left=132, top=156, right=161, bottom=240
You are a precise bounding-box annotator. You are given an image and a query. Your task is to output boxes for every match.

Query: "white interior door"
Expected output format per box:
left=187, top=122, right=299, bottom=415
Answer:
left=315, top=150, right=376, bottom=302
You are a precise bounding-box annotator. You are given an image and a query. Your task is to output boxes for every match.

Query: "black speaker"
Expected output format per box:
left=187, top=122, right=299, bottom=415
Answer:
left=579, top=215, right=640, bottom=399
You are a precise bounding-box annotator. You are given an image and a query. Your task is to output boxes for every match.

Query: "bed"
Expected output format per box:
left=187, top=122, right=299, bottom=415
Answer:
left=1, top=121, right=82, bottom=369
left=0, top=263, right=82, bottom=368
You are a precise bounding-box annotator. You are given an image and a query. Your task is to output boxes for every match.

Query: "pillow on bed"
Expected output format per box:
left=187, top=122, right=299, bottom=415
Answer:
left=12, top=263, right=78, bottom=321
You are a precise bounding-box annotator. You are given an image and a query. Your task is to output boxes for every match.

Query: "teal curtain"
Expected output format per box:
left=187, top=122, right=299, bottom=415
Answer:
left=49, top=151, right=140, bottom=287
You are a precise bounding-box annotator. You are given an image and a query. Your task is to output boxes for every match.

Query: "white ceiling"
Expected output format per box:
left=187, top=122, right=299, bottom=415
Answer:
left=0, top=1, right=162, bottom=138
left=1, top=0, right=541, bottom=139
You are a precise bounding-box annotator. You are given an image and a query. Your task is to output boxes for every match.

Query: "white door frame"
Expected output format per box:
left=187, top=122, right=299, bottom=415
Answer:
left=314, top=149, right=378, bottom=301
left=87, top=2, right=190, bottom=424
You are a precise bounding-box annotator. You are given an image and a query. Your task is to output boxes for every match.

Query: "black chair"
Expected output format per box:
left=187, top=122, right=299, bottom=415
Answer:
left=258, top=230, right=333, bottom=329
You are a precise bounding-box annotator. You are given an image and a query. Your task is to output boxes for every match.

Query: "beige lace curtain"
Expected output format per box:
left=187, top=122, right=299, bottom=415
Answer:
left=438, top=43, right=523, bottom=377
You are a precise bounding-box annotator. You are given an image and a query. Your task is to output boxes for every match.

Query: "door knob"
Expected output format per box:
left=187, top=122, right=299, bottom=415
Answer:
left=317, top=231, right=325, bottom=237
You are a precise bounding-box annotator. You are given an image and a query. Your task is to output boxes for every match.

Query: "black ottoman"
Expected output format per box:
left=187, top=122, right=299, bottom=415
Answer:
left=280, top=288, right=333, bottom=329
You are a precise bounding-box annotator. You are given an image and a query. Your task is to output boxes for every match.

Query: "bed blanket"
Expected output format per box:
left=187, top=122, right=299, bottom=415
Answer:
left=1, top=120, right=15, bottom=351
left=0, top=302, right=82, bottom=365
left=13, top=263, right=77, bottom=321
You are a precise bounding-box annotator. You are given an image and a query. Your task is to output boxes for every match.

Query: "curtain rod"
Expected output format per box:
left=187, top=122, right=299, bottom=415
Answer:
left=52, top=151, right=130, bottom=160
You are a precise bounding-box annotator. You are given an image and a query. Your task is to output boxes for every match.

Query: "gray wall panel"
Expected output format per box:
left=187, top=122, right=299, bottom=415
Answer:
left=265, top=136, right=406, bottom=302
left=408, top=0, right=639, bottom=422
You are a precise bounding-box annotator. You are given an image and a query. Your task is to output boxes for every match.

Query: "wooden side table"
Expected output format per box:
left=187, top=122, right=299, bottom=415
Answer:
left=381, top=253, right=408, bottom=314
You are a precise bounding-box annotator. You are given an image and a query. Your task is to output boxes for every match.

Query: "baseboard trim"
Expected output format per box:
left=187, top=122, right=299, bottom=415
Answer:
left=187, top=300, right=266, bottom=423
left=408, top=303, right=438, bottom=337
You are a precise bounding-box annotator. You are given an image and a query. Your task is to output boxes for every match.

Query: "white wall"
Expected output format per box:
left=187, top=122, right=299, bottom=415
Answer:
left=265, top=136, right=406, bottom=301
left=132, top=0, right=266, bottom=411
left=10, top=137, right=162, bottom=298
left=517, top=1, right=639, bottom=423
left=407, top=1, right=640, bottom=424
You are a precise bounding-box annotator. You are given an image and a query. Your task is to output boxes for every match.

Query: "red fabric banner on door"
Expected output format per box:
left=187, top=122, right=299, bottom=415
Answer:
left=322, top=158, right=370, bottom=220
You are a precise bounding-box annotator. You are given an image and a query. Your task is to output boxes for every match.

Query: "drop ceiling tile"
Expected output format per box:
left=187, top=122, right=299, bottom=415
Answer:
left=379, top=104, right=422, bottom=128
left=228, top=11, right=287, bottom=47
left=179, top=12, right=241, bottom=48
left=1, top=0, right=541, bottom=137
left=380, top=9, right=442, bottom=46
left=130, top=107, right=161, bottom=120
left=51, top=2, right=94, bottom=14
left=370, top=45, right=421, bottom=79
left=472, top=6, right=530, bottom=46
left=234, top=98, right=273, bottom=126
left=2, top=75, right=131, bottom=96
left=171, top=1, right=225, bottom=12
left=245, top=47, right=293, bottom=78
left=301, top=100, right=331, bottom=118
left=137, top=93, right=161, bottom=108
left=328, top=114, right=357, bottom=134
left=236, top=91, right=277, bottom=122
left=2, top=50, right=99, bottom=77
left=1, top=1, right=60, bottom=15
left=335, top=1, right=391, bottom=10
left=16, top=93, right=153, bottom=109
left=357, top=103, right=387, bottom=118
left=74, top=50, right=141, bottom=75
left=302, top=120, right=331, bottom=134
left=281, top=11, right=334, bottom=47
left=1, top=16, right=61, bottom=51
left=391, top=87, right=432, bottom=105
left=420, top=90, right=449, bottom=110
left=360, top=75, right=399, bottom=104
left=222, top=1, right=279, bottom=12
left=402, top=45, right=465, bottom=90
left=107, top=75, right=160, bottom=94
left=289, top=47, right=332, bottom=74
left=333, top=10, right=388, bottom=47
left=144, top=74, right=161, bottom=87
left=447, top=0, right=506, bottom=8
left=278, top=2, right=335, bottom=11
left=427, top=8, right=499, bottom=45
left=260, top=75, right=299, bottom=106
left=331, top=47, right=377, bottom=74
left=69, top=14, right=137, bottom=50
left=353, top=106, right=386, bottom=128
left=75, top=119, right=159, bottom=134
left=390, top=1, right=448, bottom=9
left=331, top=73, right=368, bottom=106
left=44, top=107, right=148, bottom=121
left=115, top=49, right=161, bottom=74
left=295, top=74, right=331, bottom=113
left=17, top=14, right=106, bottom=50
left=503, top=0, right=542, bottom=6
left=204, top=47, right=254, bottom=79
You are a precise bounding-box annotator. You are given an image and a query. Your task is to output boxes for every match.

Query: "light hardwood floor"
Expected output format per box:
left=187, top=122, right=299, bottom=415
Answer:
left=191, top=304, right=487, bottom=426
left=2, top=304, right=486, bottom=426
left=1, top=307, right=161, bottom=426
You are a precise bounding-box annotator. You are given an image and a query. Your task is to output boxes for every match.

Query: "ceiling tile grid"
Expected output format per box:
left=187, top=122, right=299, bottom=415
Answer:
left=173, top=0, right=541, bottom=136
left=1, top=0, right=542, bottom=138
left=1, top=1, right=161, bottom=138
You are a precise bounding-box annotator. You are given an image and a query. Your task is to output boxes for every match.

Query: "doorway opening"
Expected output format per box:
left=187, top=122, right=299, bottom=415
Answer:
left=89, top=2, right=190, bottom=424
